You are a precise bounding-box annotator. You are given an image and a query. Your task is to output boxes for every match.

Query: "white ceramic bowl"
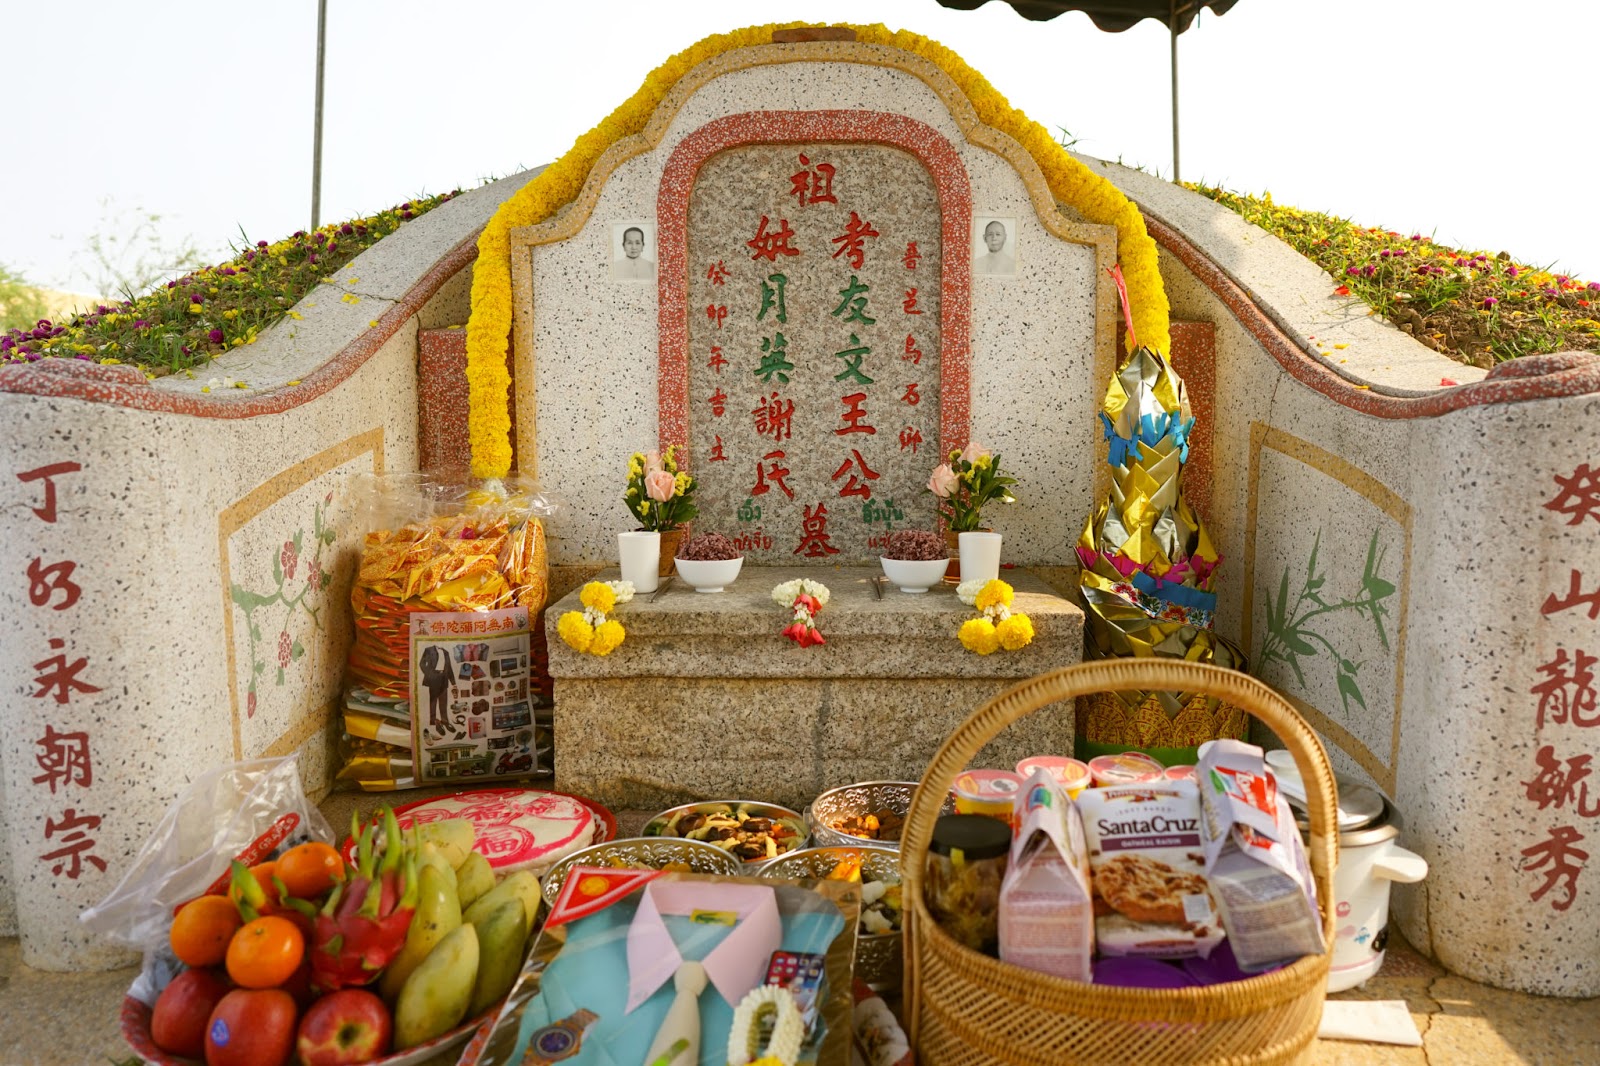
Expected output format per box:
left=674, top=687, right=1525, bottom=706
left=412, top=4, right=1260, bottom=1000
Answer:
left=672, top=555, right=744, bottom=592
left=880, top=556, right=949, bottom=593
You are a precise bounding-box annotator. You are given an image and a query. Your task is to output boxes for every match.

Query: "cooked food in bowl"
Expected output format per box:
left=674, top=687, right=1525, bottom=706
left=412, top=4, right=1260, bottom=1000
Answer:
left=829, top=808, right=906, bottom=843
left=644, top=801, right=806, bottom=862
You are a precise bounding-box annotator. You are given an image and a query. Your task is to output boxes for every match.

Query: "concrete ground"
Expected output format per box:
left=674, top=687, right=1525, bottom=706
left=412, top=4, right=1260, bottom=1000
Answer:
left=3, top=792, right=1596, bottom=1066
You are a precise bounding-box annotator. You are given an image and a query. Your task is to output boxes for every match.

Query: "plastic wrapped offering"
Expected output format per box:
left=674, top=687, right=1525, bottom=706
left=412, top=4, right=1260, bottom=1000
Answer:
left=339, top=474, right=559, bottom=789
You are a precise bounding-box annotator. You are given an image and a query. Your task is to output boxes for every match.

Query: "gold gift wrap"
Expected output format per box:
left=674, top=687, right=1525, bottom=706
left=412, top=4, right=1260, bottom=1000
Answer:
left=1078, top=345, right=1243, bottom=747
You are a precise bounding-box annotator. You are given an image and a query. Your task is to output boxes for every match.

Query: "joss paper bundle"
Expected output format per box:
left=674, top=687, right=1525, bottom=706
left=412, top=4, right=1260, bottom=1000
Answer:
left=1076, top=346, right=1247, bottom=761
left=338, top=474, right=560, bottom=790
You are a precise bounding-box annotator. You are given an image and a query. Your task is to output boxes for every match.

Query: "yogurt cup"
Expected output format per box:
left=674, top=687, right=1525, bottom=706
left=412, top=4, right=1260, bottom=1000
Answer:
left=1014, top=756, right=1092, bottom=799
left=1087, top=751, right=1164, bottom=787
left=952, top=769, right=1025, bottom=824
left=1164, top=764, right=1197, bottom=782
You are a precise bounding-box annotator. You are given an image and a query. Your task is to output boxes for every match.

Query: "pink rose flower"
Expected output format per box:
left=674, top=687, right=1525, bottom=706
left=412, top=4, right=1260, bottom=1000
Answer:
left=645, top=450, right=664, bottom=474
left=961, top=441, right=989, bottom=465
left=927, top=463, right=958, bottom=498
left=645, top=469, right=676, bottom=502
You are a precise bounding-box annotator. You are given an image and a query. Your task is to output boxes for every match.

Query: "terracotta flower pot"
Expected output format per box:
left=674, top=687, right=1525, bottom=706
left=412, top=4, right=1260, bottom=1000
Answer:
left=657, top=527, right=686, bottom=576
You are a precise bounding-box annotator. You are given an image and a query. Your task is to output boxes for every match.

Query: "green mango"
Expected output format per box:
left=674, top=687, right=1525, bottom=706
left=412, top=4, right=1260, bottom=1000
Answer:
left=394, top=923, right=479, bottom=1049
left=467, top=898, right=528, bottom=1018
left=379, top=863, right=461, bottom=1004
left=462, top=869, right=539, bottom=930
left=415, top=819, right=474, bottom=868
left=454, top=851, right=495, bottom=911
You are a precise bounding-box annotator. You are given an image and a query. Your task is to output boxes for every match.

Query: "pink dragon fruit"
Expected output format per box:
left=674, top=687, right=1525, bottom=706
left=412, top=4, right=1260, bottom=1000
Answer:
left=310, top=806, right=418, bottom=991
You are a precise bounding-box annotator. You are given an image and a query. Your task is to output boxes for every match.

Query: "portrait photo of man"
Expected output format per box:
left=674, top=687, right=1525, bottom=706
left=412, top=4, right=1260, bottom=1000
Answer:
left=973, top=216, right=1018, bottom=277
left=611, top=221, right=657, bottom=282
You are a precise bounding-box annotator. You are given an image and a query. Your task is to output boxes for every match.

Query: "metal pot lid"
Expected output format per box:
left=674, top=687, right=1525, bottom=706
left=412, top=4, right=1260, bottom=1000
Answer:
left=1292, top=785, right=1400, bottom=846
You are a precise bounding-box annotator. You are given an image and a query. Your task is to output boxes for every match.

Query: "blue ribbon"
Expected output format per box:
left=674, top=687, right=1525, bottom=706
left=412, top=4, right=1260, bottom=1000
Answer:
left=1132, top=569, right=1217, bottom=613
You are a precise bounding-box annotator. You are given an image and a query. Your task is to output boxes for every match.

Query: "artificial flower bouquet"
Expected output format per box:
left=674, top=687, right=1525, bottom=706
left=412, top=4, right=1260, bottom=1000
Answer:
left=926, top=442, right=1018, bottom=531
left=624, top=446, right=698, bottom=532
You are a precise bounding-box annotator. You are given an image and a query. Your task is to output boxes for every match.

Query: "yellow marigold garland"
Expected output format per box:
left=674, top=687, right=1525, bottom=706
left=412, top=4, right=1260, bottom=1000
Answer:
left=465, top=22, right=1170, bottom=478
left=558, top=580, right=634, bottom=656
left=957, top=579, right=1033, bottom=654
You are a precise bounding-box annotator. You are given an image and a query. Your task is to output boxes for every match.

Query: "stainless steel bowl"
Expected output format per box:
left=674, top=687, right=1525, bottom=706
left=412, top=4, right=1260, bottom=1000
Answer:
left=640, top=799, right=809, bottom=866
left=757, top=844, right=904, bottom=991
left=540, top=836, right=743, bottom=907
left=808, top=780, right=954, bottom=850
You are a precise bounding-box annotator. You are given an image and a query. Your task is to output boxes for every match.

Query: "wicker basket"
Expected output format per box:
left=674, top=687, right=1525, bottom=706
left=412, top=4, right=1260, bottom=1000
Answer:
left=901, top=660, right=1339, bottom=1066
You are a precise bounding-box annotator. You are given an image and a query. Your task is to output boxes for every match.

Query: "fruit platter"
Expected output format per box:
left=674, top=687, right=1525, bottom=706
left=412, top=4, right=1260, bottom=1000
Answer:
left=123, top=808, right=544, bottom=1066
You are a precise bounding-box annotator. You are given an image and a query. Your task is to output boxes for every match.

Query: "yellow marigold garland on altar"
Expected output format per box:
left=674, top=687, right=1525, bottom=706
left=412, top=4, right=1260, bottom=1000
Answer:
left=464, top=22, right=1170, bottom=478
left=957, top=579, right=1034, bottom=654
left=557, top=580, right=633, bottom=655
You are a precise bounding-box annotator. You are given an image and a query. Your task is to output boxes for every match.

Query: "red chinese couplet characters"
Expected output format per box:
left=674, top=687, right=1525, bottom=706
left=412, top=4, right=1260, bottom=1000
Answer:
left=27, top=557, right=81, bottom=610
left=708, top=345, right=728, bottom=373
left=32, top=637, right=102, bottom=705
left=1524, top=745, right=1600, bottom=816
left=17, top=461, right=82, bottom=523
left=1520, top=826, right=1588, bottom=912
left=1545, top=463, right=1600, bottom=526
left=902, top=382, right=921, bottom=406
left=902, top=241, right=921, bottom=271
left=789, top=154, right=837, bottom=207
left=899, top=426, right=924, bottom=454
left=705, top=260, right=731, bottom=286
left=709, top=435, right=728, bottom=462
left=706, top=303, right=729, bottom=329
left=708, top=388, right=727, bottom=418
left=794, top=502, right=840, bottom=557
left=41, top=808, right=106, bottom=880
left=903, top=289, right=924, bottom=316
left=1542, top=570, right=1600, bottom=620
left=903, top=334, right=923, bottom=365
left=1532, top=648, right=1599, bottom=729
left=33, top=724, right=93, bottom=792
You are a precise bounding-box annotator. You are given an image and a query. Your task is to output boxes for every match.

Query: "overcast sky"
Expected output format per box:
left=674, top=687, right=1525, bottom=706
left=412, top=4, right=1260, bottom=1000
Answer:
left=5, top=0, right=1594, bottom=296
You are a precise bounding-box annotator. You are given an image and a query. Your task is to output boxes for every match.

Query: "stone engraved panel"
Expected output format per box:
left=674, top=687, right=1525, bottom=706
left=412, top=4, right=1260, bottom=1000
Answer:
left=687, top=143, right=941, bottom=563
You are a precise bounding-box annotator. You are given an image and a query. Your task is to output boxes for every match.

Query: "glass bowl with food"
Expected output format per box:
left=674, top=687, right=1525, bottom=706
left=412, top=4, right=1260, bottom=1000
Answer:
left=808, top=780, right=955, bottom=851
left=539, top=836, right=744, bottom=907
left=641, top=800, right=808, bottom=865
left=758, top=845, right=904, bottom=990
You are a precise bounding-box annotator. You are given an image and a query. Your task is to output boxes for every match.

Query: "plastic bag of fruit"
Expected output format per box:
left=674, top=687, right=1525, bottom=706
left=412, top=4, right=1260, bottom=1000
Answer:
left=80, top=755, right=335, bottom=1005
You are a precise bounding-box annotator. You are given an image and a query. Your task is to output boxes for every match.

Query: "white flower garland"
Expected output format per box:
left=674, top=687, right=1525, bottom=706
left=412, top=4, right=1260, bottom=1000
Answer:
left=771, top=579, right=830, bottom=648
left=727, top=984, right=805, bottom=1066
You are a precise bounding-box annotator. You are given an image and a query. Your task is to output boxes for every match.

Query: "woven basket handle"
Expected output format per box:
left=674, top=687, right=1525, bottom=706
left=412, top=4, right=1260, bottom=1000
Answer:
left=900, top=660, right=1339, bottom=1034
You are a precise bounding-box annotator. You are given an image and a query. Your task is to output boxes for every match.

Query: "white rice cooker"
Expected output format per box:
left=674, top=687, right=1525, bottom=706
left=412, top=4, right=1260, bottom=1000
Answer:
left=1265, top=751, right=1429, bottom=992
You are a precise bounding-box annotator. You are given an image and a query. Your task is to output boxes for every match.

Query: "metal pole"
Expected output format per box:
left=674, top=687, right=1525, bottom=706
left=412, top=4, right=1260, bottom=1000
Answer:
left=312, top=0, right=328, bottom=230
left=1170, top=0, right=1180, bottom=183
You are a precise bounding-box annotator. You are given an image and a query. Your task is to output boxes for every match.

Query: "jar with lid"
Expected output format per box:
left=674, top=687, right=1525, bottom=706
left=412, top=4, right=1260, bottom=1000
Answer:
left=925, top=813, right=1012, bottom=955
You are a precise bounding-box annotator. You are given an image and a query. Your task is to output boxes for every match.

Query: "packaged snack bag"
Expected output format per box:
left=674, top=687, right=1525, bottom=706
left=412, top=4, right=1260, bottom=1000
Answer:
left=338, top=474, right=560, bottom=789
left=1077, top=779, right=1223, bottom=959
left=998, top=770, right=1094, bottom=982
left=1196, top=739, right=1325, bottom=970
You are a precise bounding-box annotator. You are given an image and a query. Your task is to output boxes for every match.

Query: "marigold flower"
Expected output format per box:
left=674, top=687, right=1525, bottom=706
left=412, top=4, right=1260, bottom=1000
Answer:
left=557, top=611, right=594, bottom=653
left=579, top=581, right=616, bottom=614
left=996, top=613, right=1034, bottom=651
left=959, top=618, right=1000, bottom=655
left=589, top=619, right=625, bottom=655
left=975, top=579, right=1013, bottom=612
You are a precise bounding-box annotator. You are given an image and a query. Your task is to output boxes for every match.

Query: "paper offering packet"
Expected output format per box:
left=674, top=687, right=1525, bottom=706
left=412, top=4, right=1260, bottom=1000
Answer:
left=1077, top=779, right=1224, bottom=959
left=1196, top=739, right=1326, bottom=971
left=999, top=769, right=1094, bottom=982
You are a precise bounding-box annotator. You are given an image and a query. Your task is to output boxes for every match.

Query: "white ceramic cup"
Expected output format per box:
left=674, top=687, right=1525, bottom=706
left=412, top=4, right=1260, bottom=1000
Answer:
left=958, top=531, right=1002, bottom=584
left=617, top=531, right=661, bottom=594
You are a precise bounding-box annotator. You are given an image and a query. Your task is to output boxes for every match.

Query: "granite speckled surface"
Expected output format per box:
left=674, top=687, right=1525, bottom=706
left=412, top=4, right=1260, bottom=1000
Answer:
left=546, top=565, right=1082, bottom=808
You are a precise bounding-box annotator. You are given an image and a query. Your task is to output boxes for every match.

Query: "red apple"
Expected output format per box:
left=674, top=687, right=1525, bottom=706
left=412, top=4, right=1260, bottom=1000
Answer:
left=151, top=967, right=233, bottom=1058
left=205, top=988, right=297, bottom=1066
left=296, top=989, right=392, bottom=1066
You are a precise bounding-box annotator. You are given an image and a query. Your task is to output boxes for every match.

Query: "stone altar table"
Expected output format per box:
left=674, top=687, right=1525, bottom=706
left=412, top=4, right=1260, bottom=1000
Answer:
left=546, top=566, right=1084, bottom=810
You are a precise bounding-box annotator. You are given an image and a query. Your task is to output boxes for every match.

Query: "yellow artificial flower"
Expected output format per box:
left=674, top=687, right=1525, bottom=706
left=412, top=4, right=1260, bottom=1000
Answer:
left=959, top=617, right=1000, bottom=655
left=579, top=581, right=616, bottom=614
left=975, top=580, right=1013, bottom=612
left=996, top=613, right=1035, bottom=651
left=674, top=472, right=691, bottom=494
left=589, top=618, right=626, bottom=656
left=557, top=611, right=594, bottom=653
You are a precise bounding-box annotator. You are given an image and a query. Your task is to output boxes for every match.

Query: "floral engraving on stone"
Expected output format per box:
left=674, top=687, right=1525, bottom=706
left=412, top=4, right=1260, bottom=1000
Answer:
left=1258, top=529, right=1397, bottom=715
left=230, top=492, right=337, bottom=716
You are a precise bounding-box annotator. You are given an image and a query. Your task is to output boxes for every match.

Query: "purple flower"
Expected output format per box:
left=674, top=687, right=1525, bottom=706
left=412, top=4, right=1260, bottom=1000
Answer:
left=400, top=210, right=414, bottom=220
left=168, top=280, right=178, bottom=288
left=1589, top=282, right=1600, bottom=291
left=133, top=319, right=149, bottom=329
left=401, top=202, right=412, bottom=210
left=1482, top=297, right=1498, bottom=309
left=0, top=337, right=13, bottom=351
left=75, top=352, right=91, bottom=361
left=1380, top=249, right=1391, bottom=258
left=313, top=231, right=327, bottom=244
left=1508, top=267, right=1519, bottom=278
left=340, top=223, right=354, bottom=235
left=292, top=230, right=306, bottom=239
left=308, top=253, right=319, bottom=264
left=208, top=328, right=224, bottom=344
left=190, top=292, right=204, bottom=303
left=257, top=240, right=269, bottom=249
left=1345, top=266, right=1359, bottom=276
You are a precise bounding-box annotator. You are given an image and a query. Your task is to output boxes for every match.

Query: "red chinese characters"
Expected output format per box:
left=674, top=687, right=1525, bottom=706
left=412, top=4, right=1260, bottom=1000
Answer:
left=32, top=637, right=102, bottom=705
left=751, top=451, right=794, bottom=500
left=1546, top=463, right=1600, bottom=526
left=899, top=426, right=924, bottom=454
left=708, top=345, right=728, bottom=373
left=1524, top=745, right=1600, bottom=816
left=830, top=211, right=880, bottom=270
left=754, top=392, right=795, bottom=443
left=708, top=388, right=728, bottom=418
left=789, top=154, right=837, bottom=207
left=794, top=502, right=840, bottom=557
left=17, top=461, right=82, bottom=523
left=903, top=289, right=924, bottom=316
left=27, top=558, right=81, bottom=610
left=706, top=260, right=731, bottom=286
left=42, top=809, right=107, bottom=880
left=1542, top=569, right=1600, bottom=619
left=902, top=382, right=921, bottom=406
left=1532, top=648, right=1599, bottom=729
left=747, top=215, right=801, bottom=262
left=706, top=303, right=729, bottom=329
left=33, top=725, right=93, bottom=792
left=836, top=393, right=876, bottom=436
left=1520, top=826, right=1588, bottom=912
left=709, top=435, right=728, bottom=462
left=832, top=451, right=881, bottom=500
left=902, top=241, right=922, bottom=271
left=903, top=335, right=923, bottom=365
